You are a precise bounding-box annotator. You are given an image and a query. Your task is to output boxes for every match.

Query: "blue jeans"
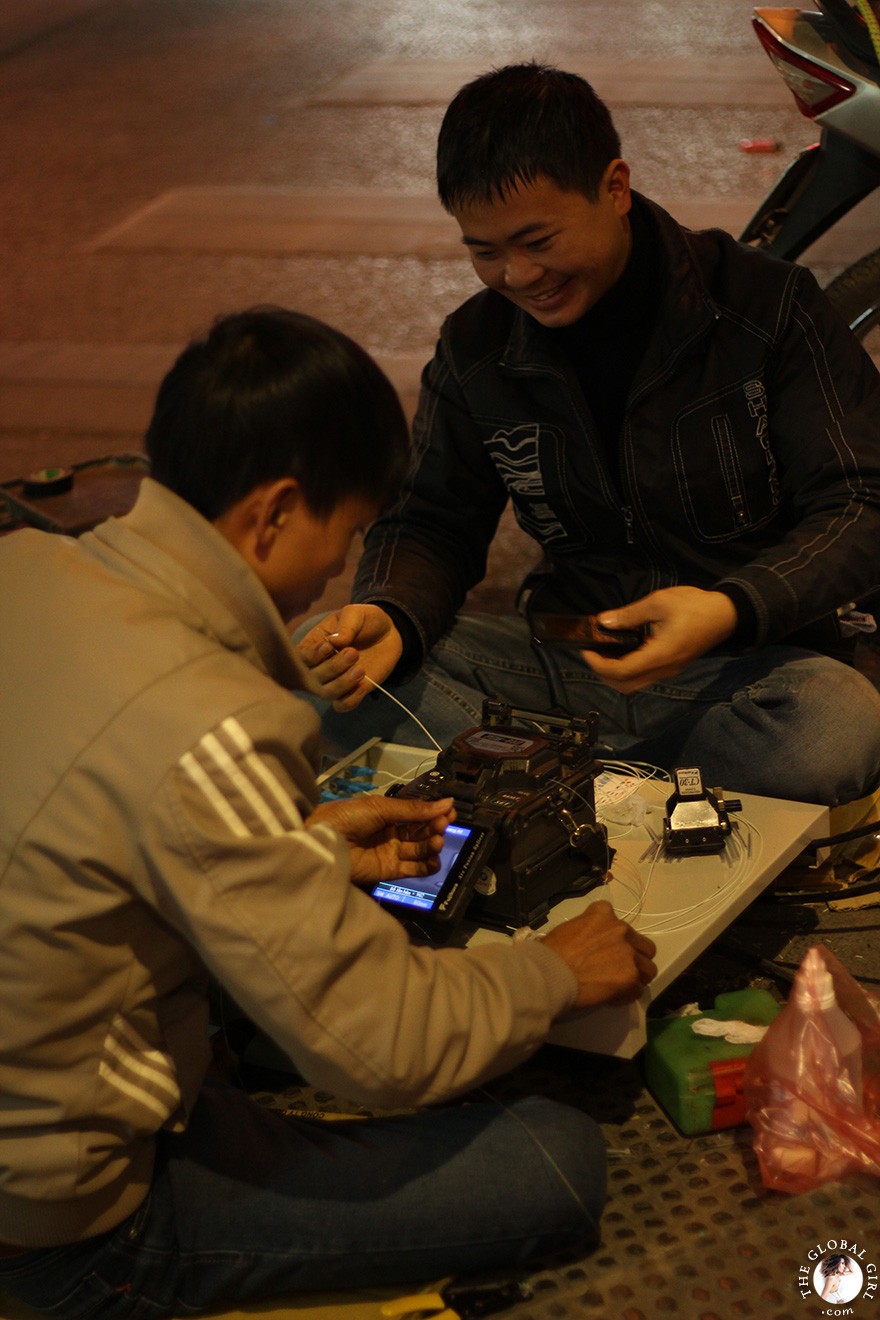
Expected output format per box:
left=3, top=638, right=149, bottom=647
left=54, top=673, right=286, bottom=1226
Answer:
left=315, top=614, right=880, bottom=807
left=0, top=1081, right=605, bottom=1318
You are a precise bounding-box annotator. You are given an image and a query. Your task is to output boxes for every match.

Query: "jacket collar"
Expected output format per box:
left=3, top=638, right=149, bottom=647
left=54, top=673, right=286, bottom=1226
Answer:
left=499, top=191, right=719, bottom=373
left=91, top=477, right=316, bottom=694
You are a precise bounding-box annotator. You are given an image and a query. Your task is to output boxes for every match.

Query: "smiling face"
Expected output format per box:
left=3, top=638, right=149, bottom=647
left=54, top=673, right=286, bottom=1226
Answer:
left=452, top=164, right=633, bottom=328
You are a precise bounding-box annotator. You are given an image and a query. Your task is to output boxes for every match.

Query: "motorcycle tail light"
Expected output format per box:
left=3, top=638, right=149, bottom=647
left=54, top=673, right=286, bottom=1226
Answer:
left=753, top=16, right=857, bottom=117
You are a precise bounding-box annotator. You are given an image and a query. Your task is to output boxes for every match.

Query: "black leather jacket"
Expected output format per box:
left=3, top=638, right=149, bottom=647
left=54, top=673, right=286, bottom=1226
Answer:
left=356, top=195, right=880, bottom=663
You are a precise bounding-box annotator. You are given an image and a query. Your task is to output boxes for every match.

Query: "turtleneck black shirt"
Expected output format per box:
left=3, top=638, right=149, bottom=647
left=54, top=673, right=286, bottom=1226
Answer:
left=553, top=197, right=755, bottom=642
left=554, top=196, right=665, bottom=466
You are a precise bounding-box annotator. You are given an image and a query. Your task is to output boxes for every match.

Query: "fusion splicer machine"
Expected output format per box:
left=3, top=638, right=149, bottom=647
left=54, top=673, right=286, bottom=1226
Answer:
left=370, top=699, right=611, bottom=935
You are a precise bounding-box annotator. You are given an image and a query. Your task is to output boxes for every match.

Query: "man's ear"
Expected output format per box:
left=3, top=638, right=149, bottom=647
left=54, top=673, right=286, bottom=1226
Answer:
left=213, top=477, right=301, bottom=562
left=251, top=478, right=301, bottom=561
left=604, top=159, right=632, bottom=216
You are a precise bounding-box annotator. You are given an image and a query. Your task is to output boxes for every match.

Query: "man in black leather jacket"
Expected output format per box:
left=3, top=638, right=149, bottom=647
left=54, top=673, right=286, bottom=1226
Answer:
left=300, top=62, right=880, bottom=807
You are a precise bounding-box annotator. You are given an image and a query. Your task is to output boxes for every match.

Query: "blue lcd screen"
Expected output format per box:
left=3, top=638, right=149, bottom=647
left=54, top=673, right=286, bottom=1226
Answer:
left=371, top=823, right=474, bottom=912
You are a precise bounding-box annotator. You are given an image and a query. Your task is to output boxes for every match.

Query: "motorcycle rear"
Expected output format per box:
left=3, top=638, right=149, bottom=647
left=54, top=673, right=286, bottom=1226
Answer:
left=741, top=1, right=880, bottom=362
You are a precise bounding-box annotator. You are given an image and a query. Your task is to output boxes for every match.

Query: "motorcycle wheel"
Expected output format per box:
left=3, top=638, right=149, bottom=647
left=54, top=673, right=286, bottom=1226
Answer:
left=824, top=246, right=880, bottom=370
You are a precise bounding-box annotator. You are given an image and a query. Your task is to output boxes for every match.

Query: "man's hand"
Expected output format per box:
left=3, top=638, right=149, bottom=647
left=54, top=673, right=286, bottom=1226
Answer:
left=308, top=794, right=455, bottom=885
left=581, top=587, right=738, bottom=693
left=297, top=604, right=403, bottom=711
left=541, top=900, right=657, bottom=1009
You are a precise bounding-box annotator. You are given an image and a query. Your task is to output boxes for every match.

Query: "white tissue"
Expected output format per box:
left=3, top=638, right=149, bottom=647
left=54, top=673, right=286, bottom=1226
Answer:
left=691, top=1018, right=768, bottom=1045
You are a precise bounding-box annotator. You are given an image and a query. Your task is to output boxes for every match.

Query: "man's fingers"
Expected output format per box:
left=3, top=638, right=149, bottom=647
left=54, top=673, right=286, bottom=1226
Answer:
left=636, top=952, right=658, bottom=984
left=393, top=855, right=442, bottom=879
left=631, top=930, right=658, bottom=960
left=385, top=796, right=455, bottom=823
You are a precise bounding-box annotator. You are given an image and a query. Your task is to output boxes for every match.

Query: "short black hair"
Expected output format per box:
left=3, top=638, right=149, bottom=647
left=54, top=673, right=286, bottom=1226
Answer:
left=437, top=62, right=622, bottom=212
left=145, top=308, right=409, bottom=521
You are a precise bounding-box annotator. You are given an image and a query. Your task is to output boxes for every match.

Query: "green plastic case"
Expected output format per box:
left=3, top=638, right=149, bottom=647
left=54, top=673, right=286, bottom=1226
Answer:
left=644, top=988, right=782, bottom=1134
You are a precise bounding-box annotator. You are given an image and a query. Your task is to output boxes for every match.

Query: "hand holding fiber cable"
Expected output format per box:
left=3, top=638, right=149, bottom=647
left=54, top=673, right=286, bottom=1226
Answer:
left=298, top=604, right=404, bottom=711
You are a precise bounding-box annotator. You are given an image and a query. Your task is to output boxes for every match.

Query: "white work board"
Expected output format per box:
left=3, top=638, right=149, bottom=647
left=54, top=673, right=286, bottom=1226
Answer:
left=320, top=740, right=828, bottom=1059
left=465, top=778, right=827, bottom=1057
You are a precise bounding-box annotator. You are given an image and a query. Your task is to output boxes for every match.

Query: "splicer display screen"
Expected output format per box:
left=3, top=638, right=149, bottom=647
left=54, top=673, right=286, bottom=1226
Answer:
left=371, top=823, right=477, bottom=913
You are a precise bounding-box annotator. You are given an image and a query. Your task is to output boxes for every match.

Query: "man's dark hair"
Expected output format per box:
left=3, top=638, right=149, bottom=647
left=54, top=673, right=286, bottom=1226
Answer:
left=145, top=307, right=409, bottom=521
left=437, top=62, right=622, bottom=212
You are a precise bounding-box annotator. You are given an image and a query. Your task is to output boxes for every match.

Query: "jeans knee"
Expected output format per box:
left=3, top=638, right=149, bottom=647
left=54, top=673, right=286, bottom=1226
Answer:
left=510, top=1097, right=607, bottom=1237
left=690, top=656, right=880, bottom=805
left=781, top=663, right=880, bottom=804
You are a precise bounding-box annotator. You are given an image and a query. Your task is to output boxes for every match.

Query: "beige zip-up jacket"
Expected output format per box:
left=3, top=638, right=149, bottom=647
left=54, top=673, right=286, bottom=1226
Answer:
left=0, top=478, right=576, bottom=1249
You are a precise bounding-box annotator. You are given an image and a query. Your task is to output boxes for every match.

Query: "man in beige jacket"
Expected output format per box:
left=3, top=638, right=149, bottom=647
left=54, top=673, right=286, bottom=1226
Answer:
left=0, top=307, right=655, bottom=1318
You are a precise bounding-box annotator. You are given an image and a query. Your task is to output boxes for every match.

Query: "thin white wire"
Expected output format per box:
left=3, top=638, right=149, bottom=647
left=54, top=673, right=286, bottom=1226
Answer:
left=359, top=674, right=443, bottom=750
left=603, top=849, right=647, bottom=912
left=622, top=815, right=765, bottom=934
left=320, top=631, right=443, bottom=751
left=594, top=761, right=668, bottom=841
left=370, top=756, right=438, bottom=789
left=600, top=758, right=672, bottom=783
left=636, top=834, right=744, bottom=930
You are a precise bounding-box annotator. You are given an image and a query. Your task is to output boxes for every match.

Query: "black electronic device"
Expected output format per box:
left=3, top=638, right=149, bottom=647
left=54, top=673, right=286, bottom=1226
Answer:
left=371, top=822, right=493, bottom=925
left=387, top=699, right=610, bottom=931
left=531, top=612, right=646, bottom=656
left=662, top=767, right=743, bottom=855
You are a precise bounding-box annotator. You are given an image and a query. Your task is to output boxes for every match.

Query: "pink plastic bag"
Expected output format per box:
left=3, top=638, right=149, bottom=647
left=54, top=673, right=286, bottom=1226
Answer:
left=744, top=943, right=880, bottom=1193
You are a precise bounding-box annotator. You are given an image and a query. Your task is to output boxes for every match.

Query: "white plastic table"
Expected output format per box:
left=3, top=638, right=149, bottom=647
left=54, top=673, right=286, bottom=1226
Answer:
left=466, top=778, right=827, bottom=1057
